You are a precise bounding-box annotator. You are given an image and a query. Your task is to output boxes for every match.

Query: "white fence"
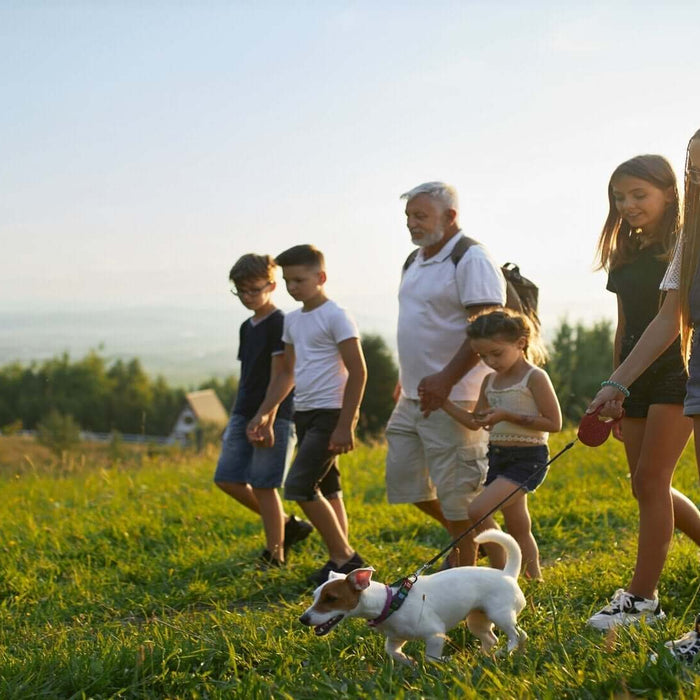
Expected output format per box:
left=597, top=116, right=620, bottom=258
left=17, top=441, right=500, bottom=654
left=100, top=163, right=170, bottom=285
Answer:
left=14, top=430, right=173, bottom=445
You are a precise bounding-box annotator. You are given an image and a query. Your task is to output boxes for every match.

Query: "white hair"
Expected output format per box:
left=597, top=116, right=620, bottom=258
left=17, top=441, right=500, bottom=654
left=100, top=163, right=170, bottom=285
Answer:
left=400, top=181, right=459, bottom=212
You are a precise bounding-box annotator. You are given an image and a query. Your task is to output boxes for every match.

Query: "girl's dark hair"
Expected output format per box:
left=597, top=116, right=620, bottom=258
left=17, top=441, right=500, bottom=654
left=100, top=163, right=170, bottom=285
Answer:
left=467, top=309, right=547, bottom=366
left=595, top=154, right=680, bottom=272
left=679, top=129, right=700, bottom=365
left=229, top=253, right=276, bottom=285
left=275, top=244, right=325, bottom=269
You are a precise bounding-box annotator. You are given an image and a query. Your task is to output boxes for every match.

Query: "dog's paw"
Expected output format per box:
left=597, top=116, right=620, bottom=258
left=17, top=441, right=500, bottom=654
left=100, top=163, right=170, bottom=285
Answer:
left=389, top=653, right=415, bottom=668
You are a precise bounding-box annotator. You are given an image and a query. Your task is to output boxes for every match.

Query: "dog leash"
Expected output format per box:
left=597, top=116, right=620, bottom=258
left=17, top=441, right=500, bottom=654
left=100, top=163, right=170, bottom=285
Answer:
left=409, top=438, right=578, bottom=579
left=375, top=410, right=623, bottom=623
left=371, top=441, right=577, bottom=627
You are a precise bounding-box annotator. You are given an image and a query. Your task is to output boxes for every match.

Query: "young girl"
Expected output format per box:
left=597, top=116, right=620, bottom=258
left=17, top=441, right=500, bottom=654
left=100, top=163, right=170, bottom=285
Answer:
left=586, top=155, right=700, bottom=632
left=442, top=310, right=562, bottom=579
left=589, top=129, right=700, bottom=661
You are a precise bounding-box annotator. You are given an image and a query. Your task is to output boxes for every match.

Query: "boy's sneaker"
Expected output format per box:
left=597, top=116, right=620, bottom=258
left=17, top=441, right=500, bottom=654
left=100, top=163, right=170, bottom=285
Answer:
left=307, top=560, right=336, bottom=587
left=665, top=614, right=700, bottom=663
left=335, top=552, right=365, bottom=575
left=307, top=552, right=365, bottom=587
left=284, top=515, right=313, bottom=555
left=256, top=549, right=284, bottom=570
left=587, top=588, right=666, bottom=630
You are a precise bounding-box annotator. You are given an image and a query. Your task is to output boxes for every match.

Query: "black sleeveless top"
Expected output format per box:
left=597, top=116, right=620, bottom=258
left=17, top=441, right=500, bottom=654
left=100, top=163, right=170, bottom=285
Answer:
left=607, top=243, right=683, bottom=371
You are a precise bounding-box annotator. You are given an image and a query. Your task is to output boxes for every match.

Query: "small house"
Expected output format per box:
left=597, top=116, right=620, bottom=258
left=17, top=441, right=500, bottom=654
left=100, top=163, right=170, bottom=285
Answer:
left=171, top=389, right=229, bottom=445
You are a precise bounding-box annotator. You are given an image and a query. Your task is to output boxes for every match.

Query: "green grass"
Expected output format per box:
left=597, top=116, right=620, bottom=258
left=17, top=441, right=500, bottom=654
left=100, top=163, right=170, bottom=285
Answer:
left=2, top=433, right=700, bottom=698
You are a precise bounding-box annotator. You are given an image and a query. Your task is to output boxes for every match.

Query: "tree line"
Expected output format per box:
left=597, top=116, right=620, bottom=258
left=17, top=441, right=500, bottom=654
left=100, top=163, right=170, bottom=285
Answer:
left=0, top=322, right=613, bottom=440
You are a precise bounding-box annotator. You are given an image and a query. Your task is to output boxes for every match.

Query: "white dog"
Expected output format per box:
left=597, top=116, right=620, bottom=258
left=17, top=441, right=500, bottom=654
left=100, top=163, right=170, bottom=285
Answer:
left=299, top=529, right=527, bottom=665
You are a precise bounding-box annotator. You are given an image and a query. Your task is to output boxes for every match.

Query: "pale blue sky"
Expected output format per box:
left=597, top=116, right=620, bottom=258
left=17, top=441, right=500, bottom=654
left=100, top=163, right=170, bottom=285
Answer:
left=3, top=1, right=700, bottom=351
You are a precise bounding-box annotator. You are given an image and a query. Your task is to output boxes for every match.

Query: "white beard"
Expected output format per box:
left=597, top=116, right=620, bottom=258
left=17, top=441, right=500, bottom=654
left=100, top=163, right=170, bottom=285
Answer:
left=411, top=224, right=444, bottom=248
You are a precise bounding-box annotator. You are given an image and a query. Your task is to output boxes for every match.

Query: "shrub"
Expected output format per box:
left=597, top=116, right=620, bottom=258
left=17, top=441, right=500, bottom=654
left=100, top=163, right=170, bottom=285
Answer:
left=37, top=410, right=81, bottom=455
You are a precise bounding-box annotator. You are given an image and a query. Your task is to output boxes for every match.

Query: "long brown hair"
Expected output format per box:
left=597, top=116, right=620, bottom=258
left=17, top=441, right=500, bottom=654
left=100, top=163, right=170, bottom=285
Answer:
left=595, top=154, right=680, bottom=272
left=679, top=129, right=700, bottom=365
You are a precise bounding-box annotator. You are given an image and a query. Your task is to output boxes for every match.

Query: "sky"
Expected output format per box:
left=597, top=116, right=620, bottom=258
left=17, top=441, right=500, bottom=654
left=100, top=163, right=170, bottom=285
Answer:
left=2, top=1, right=700, bottom=373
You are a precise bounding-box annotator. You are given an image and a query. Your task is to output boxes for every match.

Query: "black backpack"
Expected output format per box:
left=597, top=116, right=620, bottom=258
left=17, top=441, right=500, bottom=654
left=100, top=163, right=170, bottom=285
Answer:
left=402, top=235, right=540, bottom=325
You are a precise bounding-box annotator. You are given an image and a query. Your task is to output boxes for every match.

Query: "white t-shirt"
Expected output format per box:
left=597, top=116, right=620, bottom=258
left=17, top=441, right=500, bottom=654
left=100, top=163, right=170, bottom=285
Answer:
left=282, top=299, right=360, bottom=411
left=397, top=233, right=506, bottom=401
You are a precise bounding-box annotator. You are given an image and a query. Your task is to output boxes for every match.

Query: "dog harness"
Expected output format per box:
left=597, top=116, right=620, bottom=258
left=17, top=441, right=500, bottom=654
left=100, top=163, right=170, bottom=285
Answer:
left=368, top=575, right=416, bottom=627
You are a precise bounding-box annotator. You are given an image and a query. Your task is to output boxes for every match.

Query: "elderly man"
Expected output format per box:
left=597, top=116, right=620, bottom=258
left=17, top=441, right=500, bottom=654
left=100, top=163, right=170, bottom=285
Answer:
left=386, top=181, right=506, bottom=567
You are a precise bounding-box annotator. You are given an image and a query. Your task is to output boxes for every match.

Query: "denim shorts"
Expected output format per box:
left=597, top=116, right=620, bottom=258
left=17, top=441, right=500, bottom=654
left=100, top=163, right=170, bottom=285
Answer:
left=685, top=330, right=700, bottom=416
left=284, top=409, right=343, bottom=502
left=485, top=444, right=549, bottom=493
left=214, top=413, right=295, bottom=489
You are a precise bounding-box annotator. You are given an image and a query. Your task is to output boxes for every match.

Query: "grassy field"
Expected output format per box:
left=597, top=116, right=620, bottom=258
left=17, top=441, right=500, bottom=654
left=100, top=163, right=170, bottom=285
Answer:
left=2, top=433, right=700, bottom=699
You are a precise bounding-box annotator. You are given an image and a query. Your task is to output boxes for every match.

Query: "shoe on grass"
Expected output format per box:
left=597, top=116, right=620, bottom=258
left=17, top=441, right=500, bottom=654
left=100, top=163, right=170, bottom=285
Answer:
left=665, top=614, right=700, bottom=663
left=256, top=549, right=284, bottom=570
left=587, top=588, right=665, bottom=630
left=284, top=515, right=313, bottom=555
left=307, top=552, right=365, bottom=587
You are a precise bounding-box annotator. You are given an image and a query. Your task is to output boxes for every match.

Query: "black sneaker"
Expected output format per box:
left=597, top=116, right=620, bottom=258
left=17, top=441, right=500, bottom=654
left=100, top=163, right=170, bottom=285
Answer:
left=284, top=515, right=313, bottom=555
left=306, top=552, right=365, bottom=587
left=307, top=560, right=336, bottom=587
left=665, top=614, right=700, bottom=663
left=256, top=549, right=284, bottom=570
left=586, top=588, right=665, bottom=630
left=335, top=552, right=365, bottom=575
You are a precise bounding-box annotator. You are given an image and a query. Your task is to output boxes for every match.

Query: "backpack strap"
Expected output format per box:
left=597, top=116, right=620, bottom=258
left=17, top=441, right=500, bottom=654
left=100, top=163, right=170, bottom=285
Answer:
left=402, top=234, right=479, bottom=273
left=450, top=235, right=479, bottom=265
left=402, top=249, right=419, bottom=273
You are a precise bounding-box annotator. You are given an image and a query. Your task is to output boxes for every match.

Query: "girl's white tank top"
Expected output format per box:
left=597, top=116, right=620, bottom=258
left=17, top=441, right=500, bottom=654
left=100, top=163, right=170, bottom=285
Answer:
left=485, top=367, right=548, bottom=445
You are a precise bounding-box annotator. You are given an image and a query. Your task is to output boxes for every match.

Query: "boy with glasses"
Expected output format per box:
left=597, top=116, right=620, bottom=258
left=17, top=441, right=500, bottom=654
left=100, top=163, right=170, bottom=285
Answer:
left=215, top=253, right=312, bottom=568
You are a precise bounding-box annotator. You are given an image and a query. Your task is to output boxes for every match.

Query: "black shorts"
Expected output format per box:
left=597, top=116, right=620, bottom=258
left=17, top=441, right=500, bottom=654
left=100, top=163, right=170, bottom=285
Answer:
left=485, top=444, right=549, bottom=493
left=284, top=409, right=343, bottom=501
left=623, top=356, right=687, bottom=418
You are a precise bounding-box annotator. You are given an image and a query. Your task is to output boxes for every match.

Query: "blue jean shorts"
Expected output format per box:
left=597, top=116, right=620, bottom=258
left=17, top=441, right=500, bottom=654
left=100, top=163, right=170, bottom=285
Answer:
left=485, top=444, right=549, bottom=492
left=685, top=330, right=700, bottom=416
left=214, top=413, right=295, bottom=489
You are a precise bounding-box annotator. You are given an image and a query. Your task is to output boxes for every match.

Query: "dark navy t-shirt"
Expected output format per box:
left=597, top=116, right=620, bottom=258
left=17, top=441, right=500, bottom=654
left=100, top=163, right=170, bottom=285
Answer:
left=233, top=309, right=294, bottom=421
left=690, top=259, right=700, bottom=325
left=607, top=243, right=682, bottom=368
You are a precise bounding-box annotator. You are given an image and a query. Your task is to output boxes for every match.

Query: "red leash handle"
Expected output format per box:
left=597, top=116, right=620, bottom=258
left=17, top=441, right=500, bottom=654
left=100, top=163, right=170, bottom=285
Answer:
left=577, top=404, right=625, bottom=447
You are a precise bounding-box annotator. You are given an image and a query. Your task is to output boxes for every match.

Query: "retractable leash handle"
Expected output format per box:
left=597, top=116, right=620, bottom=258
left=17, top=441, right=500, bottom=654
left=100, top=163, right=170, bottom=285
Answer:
left=577, top=404, right=624, bottom=447
left=411, top=439, right=578, bottom=578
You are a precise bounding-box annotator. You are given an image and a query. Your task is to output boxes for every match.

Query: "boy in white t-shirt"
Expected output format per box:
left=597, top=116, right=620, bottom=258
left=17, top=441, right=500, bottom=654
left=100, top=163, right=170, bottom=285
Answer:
left=247, top=244, right=368, bottom=585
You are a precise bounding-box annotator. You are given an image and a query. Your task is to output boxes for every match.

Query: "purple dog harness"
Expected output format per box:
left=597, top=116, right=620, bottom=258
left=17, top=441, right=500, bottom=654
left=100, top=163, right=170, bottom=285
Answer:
left=368, top=575, right=416, bottom=627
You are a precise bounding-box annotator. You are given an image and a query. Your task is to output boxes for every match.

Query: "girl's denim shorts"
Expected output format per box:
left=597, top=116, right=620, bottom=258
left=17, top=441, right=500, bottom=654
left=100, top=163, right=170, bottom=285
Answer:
left=485, top=444, right=549, bottom=492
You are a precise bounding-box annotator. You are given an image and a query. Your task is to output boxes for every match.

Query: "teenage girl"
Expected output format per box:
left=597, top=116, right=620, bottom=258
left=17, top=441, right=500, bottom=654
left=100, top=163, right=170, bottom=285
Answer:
left=586, top=155, right=700, bottom=631
left=589, top=129, right=700, bottom=662
left=442, top=310, right=562, bottom=580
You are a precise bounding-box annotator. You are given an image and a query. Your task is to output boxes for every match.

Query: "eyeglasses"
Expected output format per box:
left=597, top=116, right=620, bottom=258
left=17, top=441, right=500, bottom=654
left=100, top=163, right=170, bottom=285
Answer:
left=230, top=282, right=272, bottom=298
left=689, top=167, right=700, bottom=186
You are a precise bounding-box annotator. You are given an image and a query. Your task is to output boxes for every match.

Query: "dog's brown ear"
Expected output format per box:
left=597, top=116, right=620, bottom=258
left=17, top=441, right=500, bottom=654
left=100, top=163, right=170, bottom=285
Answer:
left=346, top=567, right=374, bottom=591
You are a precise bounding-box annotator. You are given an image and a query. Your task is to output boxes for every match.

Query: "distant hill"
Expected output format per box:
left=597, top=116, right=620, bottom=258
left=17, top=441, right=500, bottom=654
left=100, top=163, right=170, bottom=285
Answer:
left=0, top=304, right=397, bottom=387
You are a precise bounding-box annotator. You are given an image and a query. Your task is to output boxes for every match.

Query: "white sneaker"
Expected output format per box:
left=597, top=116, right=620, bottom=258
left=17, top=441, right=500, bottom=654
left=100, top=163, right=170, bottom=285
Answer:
left=665, top=615, right=700, bottom=663
left=587, top=588, right=666, bottom=630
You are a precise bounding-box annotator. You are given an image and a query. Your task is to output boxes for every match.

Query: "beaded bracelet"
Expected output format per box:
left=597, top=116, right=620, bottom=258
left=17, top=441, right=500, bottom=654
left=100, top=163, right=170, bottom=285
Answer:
left=600, top=380, right=630, bottom=398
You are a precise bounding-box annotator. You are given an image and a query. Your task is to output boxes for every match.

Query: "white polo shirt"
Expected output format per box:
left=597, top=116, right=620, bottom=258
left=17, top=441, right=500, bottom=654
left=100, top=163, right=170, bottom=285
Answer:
left=397, top=233, right=506, bottom=401
left=282, top=299, right=360, bottom=411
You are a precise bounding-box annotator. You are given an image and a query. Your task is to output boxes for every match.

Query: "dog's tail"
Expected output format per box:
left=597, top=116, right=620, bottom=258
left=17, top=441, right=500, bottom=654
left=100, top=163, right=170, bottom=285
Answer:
left=474, top=529, right=522, bottom=579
